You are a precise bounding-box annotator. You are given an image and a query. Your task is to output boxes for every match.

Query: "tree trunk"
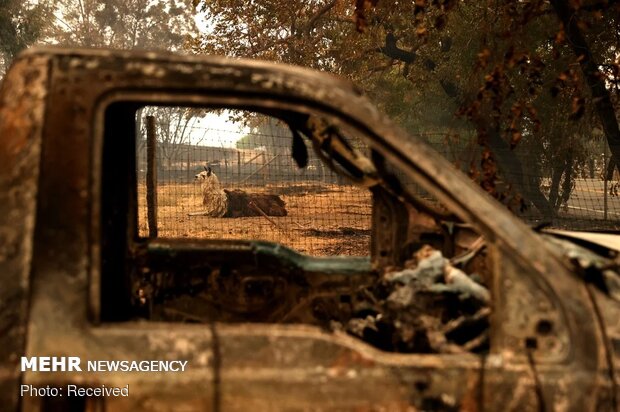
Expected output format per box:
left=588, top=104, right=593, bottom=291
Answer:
left=606, top=158, right=617, bottom=181
left=551, top=0, right=620, bottom=181
left=481, top=121, right=554, bottom=219
left=378, top=33, right=553, bottom=219
left=559, top=150, right=575, bottom=208
left=548, top=159, right=564, bottom=210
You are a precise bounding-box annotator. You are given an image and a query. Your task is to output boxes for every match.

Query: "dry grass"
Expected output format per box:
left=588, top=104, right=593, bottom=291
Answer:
left=137, top=182, right=371, bottom=256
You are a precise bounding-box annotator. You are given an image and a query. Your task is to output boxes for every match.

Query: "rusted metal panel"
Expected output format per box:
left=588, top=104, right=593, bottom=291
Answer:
left=21, top=322, right=484, bottom=410
left=0, top=54, right=49, bottom=410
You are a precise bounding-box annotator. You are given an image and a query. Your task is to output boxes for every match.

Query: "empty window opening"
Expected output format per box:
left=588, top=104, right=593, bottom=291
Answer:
left=100, top=101, right=492, bottom=357
left=135, top=107, right=372, bottom=256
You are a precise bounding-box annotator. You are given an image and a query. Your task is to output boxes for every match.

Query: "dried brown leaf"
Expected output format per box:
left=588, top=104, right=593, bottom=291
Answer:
left=555, top=27, right=566, bottom=44
left=477, top=48, right=491, bottom=69
left=354, top=0, right=379, bottom=33
left=569, top=96, right=585, bottom=120
left=510, top=131, right=522, bottom=149
left=577, top=19, right=590, bottom=31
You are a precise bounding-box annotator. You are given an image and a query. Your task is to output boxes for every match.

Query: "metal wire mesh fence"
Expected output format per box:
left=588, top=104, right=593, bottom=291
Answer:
left=136, top=108, right=372, bottom=256
left=418, top=133, right=620, bottom=231
left=136, top=107, right=620, bottom=258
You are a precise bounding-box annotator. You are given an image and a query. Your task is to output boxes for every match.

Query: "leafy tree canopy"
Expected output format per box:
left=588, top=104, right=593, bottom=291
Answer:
left=51, top=0, right=198, bottom=49
left=191, top=0, right=620, bottom=218
left=0, top=0, right=52, bottom=76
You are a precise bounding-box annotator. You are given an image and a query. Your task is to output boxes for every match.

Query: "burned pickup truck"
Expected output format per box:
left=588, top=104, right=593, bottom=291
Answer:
left=1, top=47, right=619, bottom=411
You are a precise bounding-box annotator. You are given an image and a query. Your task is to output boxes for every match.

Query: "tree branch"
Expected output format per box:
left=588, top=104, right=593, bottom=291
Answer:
left=304, top=0, right=338, bottom=34
left=377, top=33, right=417, bottom=63
left=375, top=32, right=552, bottom=216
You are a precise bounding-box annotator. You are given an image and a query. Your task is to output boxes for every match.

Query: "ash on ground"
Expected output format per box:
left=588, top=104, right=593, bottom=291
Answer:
left=327, top=245, right=491, bottom=354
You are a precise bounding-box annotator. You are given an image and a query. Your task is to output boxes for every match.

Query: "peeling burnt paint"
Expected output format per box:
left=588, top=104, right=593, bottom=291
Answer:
left=0, top=54, right=49, bottom=411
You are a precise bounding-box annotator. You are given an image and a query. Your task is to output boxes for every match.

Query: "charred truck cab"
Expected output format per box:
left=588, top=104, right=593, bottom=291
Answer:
left=0, top=48, right=618, bottom=411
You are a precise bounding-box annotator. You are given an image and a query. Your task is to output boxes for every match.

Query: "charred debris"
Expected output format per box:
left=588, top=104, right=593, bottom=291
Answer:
left=320, top=242, right=491, bottom=355
left=132, top=237, right=492, bottom=356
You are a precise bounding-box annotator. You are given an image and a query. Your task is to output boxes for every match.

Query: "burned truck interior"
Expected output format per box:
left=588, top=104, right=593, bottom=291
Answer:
left=99, top=99, right=492, bottom=355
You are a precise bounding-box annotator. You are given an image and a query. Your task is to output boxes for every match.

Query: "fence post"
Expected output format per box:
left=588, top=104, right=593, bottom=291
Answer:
left=263, top=152, right=267, bottom=185
left=146, top=115, right=158, bottom=237
left=237, top=150, right=241, bottom=183
left=604, top=147, right=608, bottom=220
left=187, top=145, right=191, bottom=183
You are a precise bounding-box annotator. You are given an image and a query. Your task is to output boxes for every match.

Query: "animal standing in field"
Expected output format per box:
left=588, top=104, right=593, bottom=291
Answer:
left=188, top=166, right=287, bottom=217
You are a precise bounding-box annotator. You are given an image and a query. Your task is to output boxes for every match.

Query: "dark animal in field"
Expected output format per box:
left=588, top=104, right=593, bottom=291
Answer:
left=188, top=166, right=287, bottom=217
left=223, top=189, right=287, bottom=218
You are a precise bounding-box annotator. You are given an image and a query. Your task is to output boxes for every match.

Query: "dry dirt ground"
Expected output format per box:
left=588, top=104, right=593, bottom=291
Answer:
left=137, top=182, right=371, bottom=256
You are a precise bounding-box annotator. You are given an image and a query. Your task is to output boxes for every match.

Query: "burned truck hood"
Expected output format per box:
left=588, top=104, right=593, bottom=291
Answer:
left=542, top=229, right=620, bottom=375
left=543, top=228, right=620, bottom=254
left=541, top=228, right=620, bottom=301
